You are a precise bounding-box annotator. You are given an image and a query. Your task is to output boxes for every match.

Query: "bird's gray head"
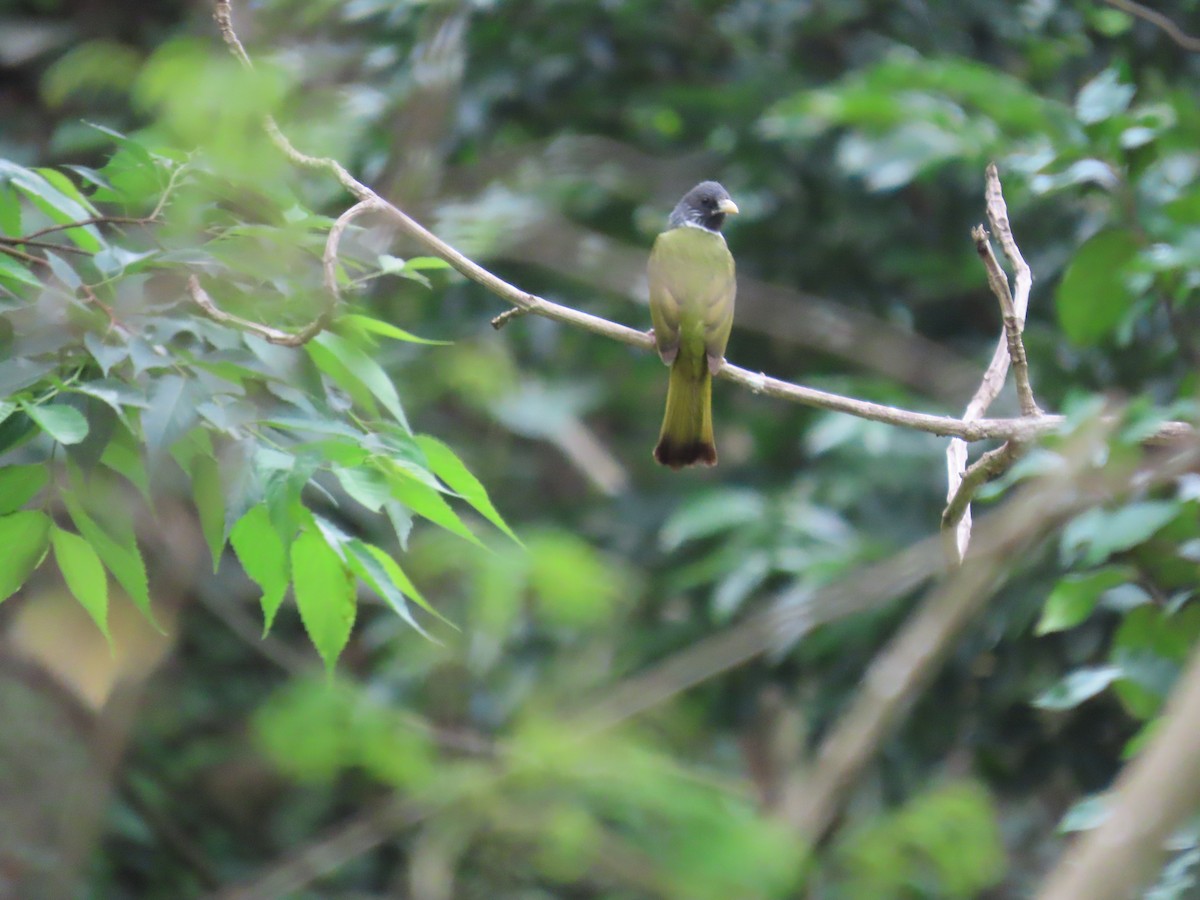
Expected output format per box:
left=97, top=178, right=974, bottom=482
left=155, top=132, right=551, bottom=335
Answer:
left=668, top=181, right=739, bottom=233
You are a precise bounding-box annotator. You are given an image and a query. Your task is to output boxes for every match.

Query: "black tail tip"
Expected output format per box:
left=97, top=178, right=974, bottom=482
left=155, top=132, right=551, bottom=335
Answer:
left=654, top=440, right=718, bottom=470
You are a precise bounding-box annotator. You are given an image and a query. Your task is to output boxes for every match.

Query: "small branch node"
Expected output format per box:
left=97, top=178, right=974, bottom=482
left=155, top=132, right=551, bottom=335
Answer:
left=491, top=307, right=528, bottom=330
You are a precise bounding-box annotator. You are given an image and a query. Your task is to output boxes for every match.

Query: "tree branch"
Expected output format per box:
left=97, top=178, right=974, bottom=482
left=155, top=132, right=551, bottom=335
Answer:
left=945, top=164, right=1041, bottom=562
left=1102, top=0, right=1200, bottom=52
left=210, top=3, right=1194, bottom=449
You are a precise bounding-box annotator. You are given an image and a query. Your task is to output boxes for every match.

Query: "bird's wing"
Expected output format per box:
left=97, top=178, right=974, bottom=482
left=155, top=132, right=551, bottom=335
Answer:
left=649, top=228, right=735, bottom=369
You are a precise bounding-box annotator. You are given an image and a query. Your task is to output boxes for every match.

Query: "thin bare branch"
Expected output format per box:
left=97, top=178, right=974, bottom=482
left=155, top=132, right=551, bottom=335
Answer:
left=1103, top=0, right=1200, bottom=52
left=187, top=276, right=326, bottom=347
left=983, top=163, right=1037, bottom=416
left=941, top=440, right=1022, bottom=531
left=210, top=3, right=1194, bottom=447
left=323, top=199, right=381, bottom=308
left=945, top=165, right=1042, bottom=562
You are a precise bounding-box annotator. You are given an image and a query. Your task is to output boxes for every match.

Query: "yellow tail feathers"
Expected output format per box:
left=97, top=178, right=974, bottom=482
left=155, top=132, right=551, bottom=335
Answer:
left=654, top=360, right=716, bottom=468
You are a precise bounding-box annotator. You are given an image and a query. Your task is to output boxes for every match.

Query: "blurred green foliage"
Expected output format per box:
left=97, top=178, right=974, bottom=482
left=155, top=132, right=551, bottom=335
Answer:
left=1, top=0, right=1199, bottom=896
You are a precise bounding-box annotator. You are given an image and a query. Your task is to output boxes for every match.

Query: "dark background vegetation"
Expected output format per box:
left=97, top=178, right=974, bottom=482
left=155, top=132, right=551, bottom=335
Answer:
left=2, top=0, right=1199, bottom=896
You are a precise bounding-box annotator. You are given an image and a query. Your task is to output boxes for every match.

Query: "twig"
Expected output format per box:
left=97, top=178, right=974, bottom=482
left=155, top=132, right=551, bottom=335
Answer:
left=491, top=307, right=528, bottom=329
left=945, top=165, right=1040, bottom=562
left=0, top=236, right=91, bottom=256
left=1103, top=0, right=1200, bottom=52
left=19, top=215, right=159, bottom=242
left=323, top=199, right=380, bottom=309
left=1036, top=635, right=1200, bottom=900
left=941, top=441, right=1022, bottom=531
left=187, top=276, right=325, bottom=347
left=983, top=164, right=1037, bottom=416
left=209, top=4, right=1195, bottom=447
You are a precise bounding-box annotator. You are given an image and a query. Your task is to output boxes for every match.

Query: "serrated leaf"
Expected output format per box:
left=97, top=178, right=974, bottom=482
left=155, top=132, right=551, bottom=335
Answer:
left=1056, top=229, right=1140, bottom=345
left=386, top=467, right=482, bottom=547
left=192, top=453, right=225, bottom=571
left=23, top=402, right=89, bottom=445
left=415, top=434, right=519, bottom=543
left=62, top=494, right=156, bottom=629
left=1033, top=665, right=1122, bottom=710
left=0, top=510, right=52, bottom=603
left=340, top=313, right=450, bottom=345
left=344, top=538, right=433, bottom=638
left=231, top=504, right=290, bottom=635
left=291, top=528, right=356, bottom=672
left=309, top=332, right=408, bottom=430
left=1036, top=566, right=1136, bottom=635
left=51, top=525, right=109, bottom=639
left=0, top=464, right=48, bottom=514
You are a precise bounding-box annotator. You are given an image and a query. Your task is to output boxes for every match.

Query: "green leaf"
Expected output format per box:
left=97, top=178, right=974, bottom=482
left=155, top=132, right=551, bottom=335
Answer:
left=331, top=464, right=388, bottom=513
left=1056, top=229, right=1140, bottom=345
left=0, top=254, right=42, bottom=289
left=1075, top=68, right=1135, bottom=125
left=100, top=425, right=152, bottom=501
left=291, top=529, right=356, bottom=671
left=1033, top=665, right=1122, bottom=710
left=1062, top=501, right=1179, bottom=566
left=0, top=464, right=49, bottom=515
left=51, top=525, right=110, bottom=639
left=309, top=332, right=408, bottom=429
left=385, top=465, right=482, bottom=547
left=404, top=256, right=452, bottom=271
left=661, top=490, right=768, bottom=552
left=230, top=505, right=290, bottom=635
left=0, top=510, right=52, bottom=603
left=1036, top=565, right=1136, bottom=635
left=192, top=453, right=226, bottom=571
left=344, top=538, right=433, bottom=637
left=2, top=162, right=103, bottom=252
left=62, top=494, right=156, bottom=629
left=415, top=434, right=519, bottom=543
left=22, top=402, right=89, bottom=445
left=340, top=313, right=450, bottom=345
left=0, top=183, right=21, bottom=236
left=365, top=540, right=448, bottom=624
left=141, top=374, right=197, bottom=458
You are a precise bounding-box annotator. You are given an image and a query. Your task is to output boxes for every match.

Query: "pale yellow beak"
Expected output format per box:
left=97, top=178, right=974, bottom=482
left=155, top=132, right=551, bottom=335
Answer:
left=717, top=198, right=740, bottom=216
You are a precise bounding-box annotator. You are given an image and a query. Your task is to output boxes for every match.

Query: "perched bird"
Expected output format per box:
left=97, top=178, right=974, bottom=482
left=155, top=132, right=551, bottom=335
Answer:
left=648, top=181, right=738, bottom=468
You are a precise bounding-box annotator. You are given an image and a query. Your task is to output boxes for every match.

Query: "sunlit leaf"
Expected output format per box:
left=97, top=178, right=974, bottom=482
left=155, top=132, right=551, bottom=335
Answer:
left=0, top=510, right=51, bottom=603
left=415, top=434, right=519, bottom=543
left=291, top=528, right=356, bottom=672
left=0, top=464, right=48, bottom=514
left=62, top=494, right=157, bottom=629
left=51, top=525, right=110, bottom=639
left=231, top=504, right=290, bottom=635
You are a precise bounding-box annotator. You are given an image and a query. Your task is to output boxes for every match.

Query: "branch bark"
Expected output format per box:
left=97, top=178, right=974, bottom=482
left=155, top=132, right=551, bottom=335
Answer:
left=945, top=164, right=1041, bottom=561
